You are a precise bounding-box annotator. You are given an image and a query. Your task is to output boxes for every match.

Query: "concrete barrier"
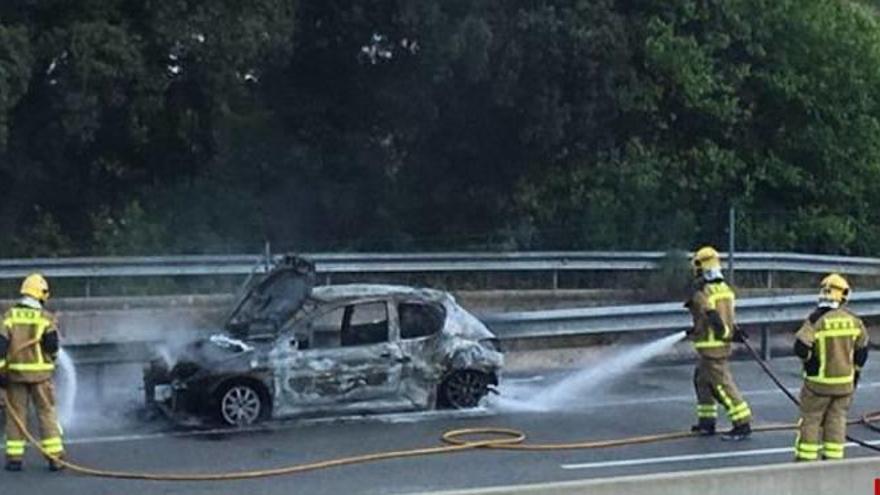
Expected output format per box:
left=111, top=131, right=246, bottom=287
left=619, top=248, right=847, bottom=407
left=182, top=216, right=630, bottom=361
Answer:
left=415, top=457, right=880, bottom=495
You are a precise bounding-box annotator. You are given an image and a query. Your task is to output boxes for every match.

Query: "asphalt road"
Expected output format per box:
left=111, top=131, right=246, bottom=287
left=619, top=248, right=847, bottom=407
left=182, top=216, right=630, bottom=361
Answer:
left=4, top=356, right=880, bottom=494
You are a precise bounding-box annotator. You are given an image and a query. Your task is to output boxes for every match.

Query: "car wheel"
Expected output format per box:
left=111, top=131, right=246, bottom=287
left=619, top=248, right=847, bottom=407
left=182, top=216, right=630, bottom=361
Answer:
left=217, top=382, right=266, bottom=427
left=439, top=370, right=489, bottom=409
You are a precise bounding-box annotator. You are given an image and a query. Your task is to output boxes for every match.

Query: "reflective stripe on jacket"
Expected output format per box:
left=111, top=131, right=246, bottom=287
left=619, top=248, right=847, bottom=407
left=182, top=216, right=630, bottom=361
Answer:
left=2, top=305, right=58, bottom=383
left=795, top=308, right=869, bottom=395
left=687, top=281, right=735, bottom=358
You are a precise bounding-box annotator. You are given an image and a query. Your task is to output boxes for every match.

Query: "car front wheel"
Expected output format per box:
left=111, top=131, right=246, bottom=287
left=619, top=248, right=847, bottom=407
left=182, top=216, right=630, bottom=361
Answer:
left=439, top=370, right=490, bottom=409
left=217, top=382, right=266, bottom=426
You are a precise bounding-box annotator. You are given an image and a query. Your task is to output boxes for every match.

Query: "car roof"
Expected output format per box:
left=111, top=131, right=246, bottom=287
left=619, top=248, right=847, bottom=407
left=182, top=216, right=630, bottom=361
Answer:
left=308, top=284, right=450, bottom=304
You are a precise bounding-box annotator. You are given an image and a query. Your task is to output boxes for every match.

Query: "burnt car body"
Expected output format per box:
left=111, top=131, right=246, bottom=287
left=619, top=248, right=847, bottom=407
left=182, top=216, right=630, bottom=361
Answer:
left=144, top=256, right=503, bottom=426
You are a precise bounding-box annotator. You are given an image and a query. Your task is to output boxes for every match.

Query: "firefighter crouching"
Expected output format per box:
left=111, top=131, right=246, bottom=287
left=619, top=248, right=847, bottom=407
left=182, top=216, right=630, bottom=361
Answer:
left=0, top=273, right=65, bottom=472
left=685, top=246, right=753, bottom=441
left=794, top=274, right=869, bottom=461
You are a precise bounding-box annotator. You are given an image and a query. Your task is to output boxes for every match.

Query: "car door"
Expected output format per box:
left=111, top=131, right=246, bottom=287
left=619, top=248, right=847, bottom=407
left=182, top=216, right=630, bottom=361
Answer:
left=395, top=300, right=446, bottom=407
left=330, top=300, right=406, bottom=403
left=275, top=300, right=406, bottom=409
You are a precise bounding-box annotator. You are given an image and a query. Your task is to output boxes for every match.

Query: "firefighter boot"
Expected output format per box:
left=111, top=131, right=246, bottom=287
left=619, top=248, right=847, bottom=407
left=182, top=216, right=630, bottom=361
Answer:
left=5, top=459, right=22, bottom=472
left=48, top=457, right=65, bottom=472
left=690, top=419, right=716, bottom=436
left=721, top=422, right=752, bottom=441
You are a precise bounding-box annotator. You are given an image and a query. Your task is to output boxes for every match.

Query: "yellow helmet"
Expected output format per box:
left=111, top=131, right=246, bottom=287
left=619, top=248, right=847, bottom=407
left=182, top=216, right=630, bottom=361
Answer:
left=691, top=246, right=721, bottom=276
left=819, top=273, right=850, bottom=304
left=20, top=273, right=50, bottom=303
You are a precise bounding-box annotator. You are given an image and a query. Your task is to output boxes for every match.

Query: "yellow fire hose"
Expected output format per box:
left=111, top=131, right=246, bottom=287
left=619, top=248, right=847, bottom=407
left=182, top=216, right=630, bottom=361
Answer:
left=5, top=334, right=880, bottom=481
left=4, top=386, right=880, bottom=482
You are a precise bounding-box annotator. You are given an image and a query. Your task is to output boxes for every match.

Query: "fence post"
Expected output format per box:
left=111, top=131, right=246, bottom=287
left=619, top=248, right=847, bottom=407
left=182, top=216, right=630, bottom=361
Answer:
left=728, top=206, right=736, bottom=285
left=761, top=326, right=771, bottom=360
left=263, top=240, right=272, bottom=271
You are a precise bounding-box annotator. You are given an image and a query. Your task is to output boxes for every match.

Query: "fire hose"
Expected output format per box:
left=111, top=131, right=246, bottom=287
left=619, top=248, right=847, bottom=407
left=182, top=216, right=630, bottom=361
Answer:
left=2, top=345, right=880, bottom=480
left=738, top=337, right=880, bottom=452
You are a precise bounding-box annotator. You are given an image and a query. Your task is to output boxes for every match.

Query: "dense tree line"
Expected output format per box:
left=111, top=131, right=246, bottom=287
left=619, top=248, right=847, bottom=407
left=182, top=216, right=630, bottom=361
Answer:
left=1, top=0, right=880, bottom=256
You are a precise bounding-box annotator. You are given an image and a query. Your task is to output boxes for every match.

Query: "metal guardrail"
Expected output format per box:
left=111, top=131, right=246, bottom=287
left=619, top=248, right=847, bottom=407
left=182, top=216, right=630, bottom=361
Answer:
left=2, top=251, right=880, bottom=279
left=482, top=291, right=880, bottom=339
left=62, top=291, right=880, bottom=368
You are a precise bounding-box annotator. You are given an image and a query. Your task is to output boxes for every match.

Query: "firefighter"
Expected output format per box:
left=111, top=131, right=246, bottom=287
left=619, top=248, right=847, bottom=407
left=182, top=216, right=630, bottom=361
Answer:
left=1, top=273, right=64, bottom=472
left=685, top=246, right=752, bottom=440
left=793, top=273, right=869, bottom=461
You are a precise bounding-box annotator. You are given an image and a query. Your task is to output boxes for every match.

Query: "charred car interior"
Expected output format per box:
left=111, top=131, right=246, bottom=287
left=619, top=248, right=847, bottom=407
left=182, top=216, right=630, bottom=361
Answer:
left=144, top=255, right=503, bottom=426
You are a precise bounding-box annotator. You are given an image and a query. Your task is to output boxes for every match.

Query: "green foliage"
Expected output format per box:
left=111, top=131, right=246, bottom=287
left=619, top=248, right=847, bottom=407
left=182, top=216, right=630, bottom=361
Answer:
left=516, top=0, right=880, bottom=254
left=643, top=250, right=692, bottom=301
left=0, top=24, right=32, bottom=149
left=11, top=210, right=74, bottom=257
left=2, top=0, right=880, bottom=256
left=91, top=201, right=167, bottom=255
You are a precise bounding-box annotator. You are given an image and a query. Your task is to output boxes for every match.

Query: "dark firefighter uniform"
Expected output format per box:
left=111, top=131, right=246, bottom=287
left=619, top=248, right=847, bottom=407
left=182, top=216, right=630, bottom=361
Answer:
left=686, top=246, right=752, bottom=440
left=1, top=273, right=64, bottom=472
left=794, top=274, right=869, bottom=461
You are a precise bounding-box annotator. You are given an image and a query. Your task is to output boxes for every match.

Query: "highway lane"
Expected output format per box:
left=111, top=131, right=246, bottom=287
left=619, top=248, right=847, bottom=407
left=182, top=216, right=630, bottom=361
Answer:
left=3, top=357, right=880, bottom=494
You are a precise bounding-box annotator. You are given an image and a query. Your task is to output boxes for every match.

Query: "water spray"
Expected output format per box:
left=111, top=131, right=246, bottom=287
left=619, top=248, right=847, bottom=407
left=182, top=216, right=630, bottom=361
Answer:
left=56, top=348, right=78, bottom=429
left=493, top=331, right=687, bottom=413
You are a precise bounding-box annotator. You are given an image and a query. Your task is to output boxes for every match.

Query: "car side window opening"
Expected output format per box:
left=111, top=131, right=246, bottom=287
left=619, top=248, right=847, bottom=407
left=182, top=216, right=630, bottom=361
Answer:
left=399, top=302, right=445, bottom=339
left=341, top=302, right=389, bottom=347
left=308, top=306, right=346, bottom=349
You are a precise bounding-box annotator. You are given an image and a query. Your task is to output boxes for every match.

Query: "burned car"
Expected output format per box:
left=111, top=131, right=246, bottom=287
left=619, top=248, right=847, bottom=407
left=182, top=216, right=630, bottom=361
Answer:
left=144, top=256, right=503, bottom=426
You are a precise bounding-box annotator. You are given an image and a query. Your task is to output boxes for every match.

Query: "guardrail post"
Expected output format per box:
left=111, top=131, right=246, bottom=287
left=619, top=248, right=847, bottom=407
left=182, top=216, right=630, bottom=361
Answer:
left=766, top=271, right=773, bottom=289
left=760, top=326, right=771, bottom=360
left=728, top=206, right=736, bottom=285
left=263, top=241, right=272, bottom=272
left=85, top=277, right=91, bottom=298
left=94, top=363, right=105, bottom=404
left=552, top=270, right=559, bottom=290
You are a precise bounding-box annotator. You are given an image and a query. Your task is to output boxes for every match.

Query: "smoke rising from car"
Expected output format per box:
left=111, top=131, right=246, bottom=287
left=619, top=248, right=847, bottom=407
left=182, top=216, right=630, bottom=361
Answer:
left=490, top=331, right=686, bottom=413
left=59, top=315, right=213, bottom=434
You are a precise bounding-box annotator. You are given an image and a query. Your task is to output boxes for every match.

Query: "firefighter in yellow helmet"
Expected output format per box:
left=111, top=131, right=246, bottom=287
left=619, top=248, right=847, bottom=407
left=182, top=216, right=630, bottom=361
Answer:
left=1, top=273, right=65, bottom=472
left=793, top=274, right=868, bottom=461
left=684, top=246, right=752, bottom=440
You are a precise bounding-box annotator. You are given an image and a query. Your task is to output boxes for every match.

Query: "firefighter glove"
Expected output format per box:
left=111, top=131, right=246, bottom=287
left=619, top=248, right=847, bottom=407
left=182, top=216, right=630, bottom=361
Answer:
left=732, top=327, right=748, bottom=343
left=855, top=370, right=861, bottom=389
left=804, top=354, right=820, bottom=376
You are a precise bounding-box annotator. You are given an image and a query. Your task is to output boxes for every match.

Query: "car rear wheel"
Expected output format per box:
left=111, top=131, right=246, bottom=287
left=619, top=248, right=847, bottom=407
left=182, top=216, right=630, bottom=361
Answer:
left=217, top=382, right=266, bottom=426
left=439, top=370, right=490, bottom=409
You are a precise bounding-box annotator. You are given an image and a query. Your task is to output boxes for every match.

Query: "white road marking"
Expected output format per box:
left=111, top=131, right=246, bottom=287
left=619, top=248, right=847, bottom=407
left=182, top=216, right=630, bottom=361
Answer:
left=578, top=381, right=880, bottom=409
left=561, top=439, right=880, bottom=470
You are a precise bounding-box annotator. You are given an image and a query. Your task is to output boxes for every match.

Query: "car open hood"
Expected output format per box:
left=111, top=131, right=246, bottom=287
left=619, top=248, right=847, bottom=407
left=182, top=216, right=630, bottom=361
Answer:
left=225, top=255, right=316, bottom=340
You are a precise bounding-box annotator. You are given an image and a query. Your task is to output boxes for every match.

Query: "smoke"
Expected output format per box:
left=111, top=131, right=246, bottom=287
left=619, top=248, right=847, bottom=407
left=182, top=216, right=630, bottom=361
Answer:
left=58, top=307, right=215, bottom=433
left=490, top=331, right=686, bottom=413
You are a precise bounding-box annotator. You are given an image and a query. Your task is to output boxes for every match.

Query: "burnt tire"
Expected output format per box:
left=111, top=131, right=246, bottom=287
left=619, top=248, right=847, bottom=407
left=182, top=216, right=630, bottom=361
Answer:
left=215, top=381, right=269, bottom=427
left=438, top=370, right=490, bottom=409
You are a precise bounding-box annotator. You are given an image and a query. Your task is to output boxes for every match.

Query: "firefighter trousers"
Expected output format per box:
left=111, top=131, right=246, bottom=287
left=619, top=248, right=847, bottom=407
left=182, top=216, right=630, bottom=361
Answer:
left=795, top=386, right=851, bottom=461
left=693, top=356, right=752, bottom=426
left=4, top=380, right=64, bottom=462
